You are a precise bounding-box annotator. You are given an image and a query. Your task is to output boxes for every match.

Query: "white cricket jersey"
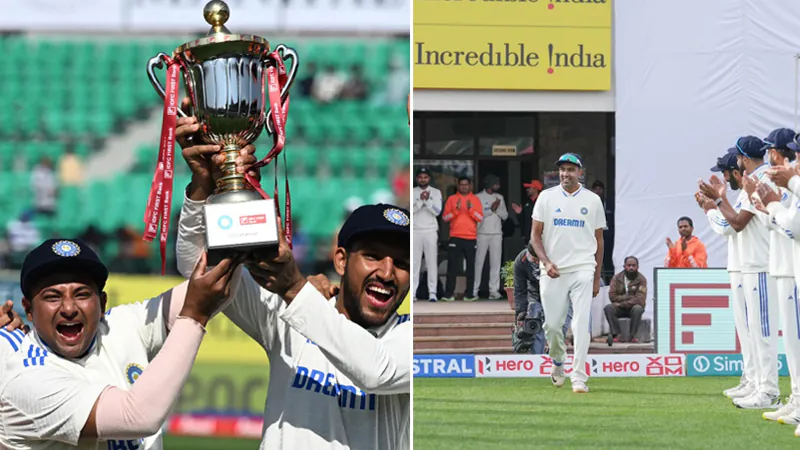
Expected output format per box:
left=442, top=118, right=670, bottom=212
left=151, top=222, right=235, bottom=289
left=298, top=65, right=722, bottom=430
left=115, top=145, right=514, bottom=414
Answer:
left=412, top=186, right=442, bottom=232
left=531, top=184, right=606, bottom=274
left=753, top=169, right=794, bottom=277
left=475, top=190, right=508, bottom=235
left=706, top=207, right=740, bottom=272
left=767, top=175, right=800, bottom=282
left=176, top=193, right=411, bottom=450
left=737, top=164, right=771, bottom=274
left=0, top=299, right=168, bottom=450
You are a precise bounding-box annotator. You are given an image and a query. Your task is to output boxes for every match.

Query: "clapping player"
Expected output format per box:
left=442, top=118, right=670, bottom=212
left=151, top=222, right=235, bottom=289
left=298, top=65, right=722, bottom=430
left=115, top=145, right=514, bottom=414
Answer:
left=699, top=136, right=781, bottom=410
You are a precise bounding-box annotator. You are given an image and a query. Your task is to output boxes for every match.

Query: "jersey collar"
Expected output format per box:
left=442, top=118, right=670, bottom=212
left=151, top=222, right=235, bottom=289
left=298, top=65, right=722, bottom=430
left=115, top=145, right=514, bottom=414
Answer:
left=559, top=184, right=583, bottom=197
left=329, top=295, right=401, bottom=339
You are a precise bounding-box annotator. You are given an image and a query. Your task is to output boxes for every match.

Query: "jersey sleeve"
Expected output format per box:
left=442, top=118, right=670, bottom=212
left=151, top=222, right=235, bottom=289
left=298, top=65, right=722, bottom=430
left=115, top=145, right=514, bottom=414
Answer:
left=706, top=209, right=735, bottom=236
left=0, top=368, right=107, bottom=445
left=279, top=283, right=411, bottom=394
left=594, top=195, right=607, bottom=230
left=531, top=193, right=545, bottom=222
left=221, top=269, right=282, bottom=353
left=104, top=295, right=169, bottom=360
left=175, top=188, right=207, bottom=279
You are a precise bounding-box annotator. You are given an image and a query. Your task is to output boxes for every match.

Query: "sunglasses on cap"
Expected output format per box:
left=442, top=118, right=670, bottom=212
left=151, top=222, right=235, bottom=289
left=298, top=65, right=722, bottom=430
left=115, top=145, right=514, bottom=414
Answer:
left=557, top=153, right=582, bottom=167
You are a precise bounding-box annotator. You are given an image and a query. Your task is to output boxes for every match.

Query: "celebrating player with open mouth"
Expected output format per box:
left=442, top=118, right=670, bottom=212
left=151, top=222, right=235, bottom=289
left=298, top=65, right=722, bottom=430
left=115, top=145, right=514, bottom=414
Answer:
left=174, top=114, right=411, bottom=449
left=530, top=153, right=606, bottom=393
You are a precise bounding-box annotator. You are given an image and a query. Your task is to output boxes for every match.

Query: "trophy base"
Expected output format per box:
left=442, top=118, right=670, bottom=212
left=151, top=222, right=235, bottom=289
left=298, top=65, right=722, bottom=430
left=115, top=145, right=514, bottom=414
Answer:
left=203, top=196, right=279, bottom=266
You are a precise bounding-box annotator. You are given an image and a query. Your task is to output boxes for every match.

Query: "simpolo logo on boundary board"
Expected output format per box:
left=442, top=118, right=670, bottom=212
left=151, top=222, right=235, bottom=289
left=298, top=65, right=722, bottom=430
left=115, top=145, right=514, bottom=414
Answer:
left=413, top=0, right=612, bottom=91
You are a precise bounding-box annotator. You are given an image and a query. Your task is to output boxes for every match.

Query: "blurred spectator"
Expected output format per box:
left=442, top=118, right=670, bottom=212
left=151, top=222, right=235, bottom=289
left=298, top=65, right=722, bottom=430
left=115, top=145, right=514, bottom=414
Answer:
left=291, top=219, right=312, bottom=275
left=441, top=177, right=483, bottom=302
left=592, top=180, right=605, bottom=201
left=79, top=225, right=107, bottom=256
left=6, top=211, right=40, bottom=263
left=392, top=167, right=410, bottom=209
left=58, top=148, right=84, bottom=186
left=31, top=157, right=57, bottom=216
left=341, top=65, right=369, bottom=101
left=664, top=216, right=708, bottom=268
left=112, top=226, right=151, bottom=274
left=298, top=61, right=318, bottom=97
left=383, top=58, right=409, bottom=104
left=512, top=179, right=543, bottom=241
left=312, top=65, right=345, bottom=103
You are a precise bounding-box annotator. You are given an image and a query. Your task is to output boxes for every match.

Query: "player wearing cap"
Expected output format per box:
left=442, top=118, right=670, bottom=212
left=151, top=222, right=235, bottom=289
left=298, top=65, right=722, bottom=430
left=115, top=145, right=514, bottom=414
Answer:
left=176, top=190, right=410, bottom=448
left=473, top=174, right=508, bottom=300
left=696, top=151, right=756, bottom=400
left=530, top=153, right=605, bottom=393
left=699, top=136, right=781, bottom=409
left=413, top=167, right=442, bottom=302
left=0, top=239, right=241, bottom=449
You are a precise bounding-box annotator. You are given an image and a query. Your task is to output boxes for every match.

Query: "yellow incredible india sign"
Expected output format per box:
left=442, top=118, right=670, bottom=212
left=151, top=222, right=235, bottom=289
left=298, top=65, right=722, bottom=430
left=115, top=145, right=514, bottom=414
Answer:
left=104, top=274, right=410, bottom=364
left=414, top=0, right=612, bottom=91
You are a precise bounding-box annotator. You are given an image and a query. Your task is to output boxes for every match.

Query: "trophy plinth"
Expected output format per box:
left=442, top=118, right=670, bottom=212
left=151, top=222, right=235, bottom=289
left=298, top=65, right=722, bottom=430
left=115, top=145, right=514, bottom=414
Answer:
left=144, top=0, right=299, bottom=266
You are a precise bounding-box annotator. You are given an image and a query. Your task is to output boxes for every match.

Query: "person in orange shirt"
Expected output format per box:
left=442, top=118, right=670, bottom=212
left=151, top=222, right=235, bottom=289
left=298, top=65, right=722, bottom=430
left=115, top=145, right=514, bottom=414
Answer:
left=441, top=177, right=484, bottom=301
left=664, top=216, right=708, bottom=268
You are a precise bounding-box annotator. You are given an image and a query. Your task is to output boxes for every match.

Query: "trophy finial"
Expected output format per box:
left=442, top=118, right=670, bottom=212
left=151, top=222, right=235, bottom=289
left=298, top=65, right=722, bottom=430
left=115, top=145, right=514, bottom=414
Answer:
left=203, top=0, right=231, bottom=35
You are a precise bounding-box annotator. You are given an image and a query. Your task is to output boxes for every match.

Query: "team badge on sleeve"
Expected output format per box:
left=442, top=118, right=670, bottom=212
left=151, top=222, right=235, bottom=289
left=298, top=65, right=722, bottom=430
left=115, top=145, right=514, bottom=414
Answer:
left=580, top=207, right=588, bottom=215
left=126, top=363, right=144, bottom=385
left=52, top=240, right=81, bottom=257
left=384, top=208, right=410, bottom=227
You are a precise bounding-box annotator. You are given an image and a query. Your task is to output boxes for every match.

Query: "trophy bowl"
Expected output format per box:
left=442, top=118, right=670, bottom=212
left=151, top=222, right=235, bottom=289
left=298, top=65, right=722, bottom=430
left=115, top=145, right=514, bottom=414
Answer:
left=144, top=0, right=299, bottom=265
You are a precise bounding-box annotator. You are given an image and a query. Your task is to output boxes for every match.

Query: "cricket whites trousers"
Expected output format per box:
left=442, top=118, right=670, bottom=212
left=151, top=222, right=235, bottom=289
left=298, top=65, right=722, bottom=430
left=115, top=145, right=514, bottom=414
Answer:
left=540, top=269, right=594, bottom=384
left=776, top=276, right=800, bottom=397
left=729, top=272, right=757, bottom=387
left=413, top=229, right=438, bottom=299
left=474, top=233, right=502, bottom=297
left=742, top=272, right=779, bottom=397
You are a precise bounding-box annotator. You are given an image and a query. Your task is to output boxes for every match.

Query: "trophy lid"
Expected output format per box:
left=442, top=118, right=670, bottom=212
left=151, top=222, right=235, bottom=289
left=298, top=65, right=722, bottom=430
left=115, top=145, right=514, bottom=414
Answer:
left=173, top=0, right=270, bottom=60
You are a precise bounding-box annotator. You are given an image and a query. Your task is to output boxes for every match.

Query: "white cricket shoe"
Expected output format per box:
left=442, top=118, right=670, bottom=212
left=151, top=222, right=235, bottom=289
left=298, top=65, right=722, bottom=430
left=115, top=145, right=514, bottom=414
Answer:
left=795, top=423, right=800, bottom=437
left=729, top=385, right=756, bottom=400
left=778, top=406, right=800, bottom=425
left=764, top=396, right=799, bottom=422
left=735, top=391, right=782, bottom=410
left=572, top=381, right=589, bottom=393
left=724, top=381, right=751, bottom=398
left=551, top=362, right=565, bottom=387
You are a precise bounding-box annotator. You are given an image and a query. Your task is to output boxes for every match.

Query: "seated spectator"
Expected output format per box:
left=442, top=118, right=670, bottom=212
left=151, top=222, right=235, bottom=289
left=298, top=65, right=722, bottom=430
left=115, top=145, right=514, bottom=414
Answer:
left=664, top=216, right=708, bottom=268
left=341, top=65, right=369, bottom=101
left=605, top=256, right=646, bottom=345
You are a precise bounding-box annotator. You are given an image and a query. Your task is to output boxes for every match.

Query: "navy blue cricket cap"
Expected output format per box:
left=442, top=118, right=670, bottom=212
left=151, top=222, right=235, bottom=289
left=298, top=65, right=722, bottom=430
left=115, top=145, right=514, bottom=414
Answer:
left=728, top=136, right=766, bottom=159
left=337, top=204, right=410, bottom=248
left=711, top=152, right=739, bottom=172
left=20, top=239, right=109, bottom=299
left=556, top=153, right=583, bottom=168
left=788, top=133, right=800, bottom=153
left=762, top=128, right=796, bottom=151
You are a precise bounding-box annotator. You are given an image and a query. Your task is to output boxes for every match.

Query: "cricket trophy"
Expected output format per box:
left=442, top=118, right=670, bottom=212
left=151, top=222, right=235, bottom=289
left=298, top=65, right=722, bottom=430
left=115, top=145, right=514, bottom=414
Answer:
left=144, top=0, right=298, bottom=270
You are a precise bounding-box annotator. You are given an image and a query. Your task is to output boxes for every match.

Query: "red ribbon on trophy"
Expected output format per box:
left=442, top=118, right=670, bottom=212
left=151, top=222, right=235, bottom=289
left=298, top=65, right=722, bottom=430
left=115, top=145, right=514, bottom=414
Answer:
left=143, top=54, right=179, bottom=275
left=244, top=49, right=293, bottom=250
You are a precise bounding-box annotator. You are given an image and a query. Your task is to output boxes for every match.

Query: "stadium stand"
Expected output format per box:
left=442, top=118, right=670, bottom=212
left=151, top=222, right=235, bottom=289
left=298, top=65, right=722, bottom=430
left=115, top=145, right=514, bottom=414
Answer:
left=0, top=35, right=410, bottom=273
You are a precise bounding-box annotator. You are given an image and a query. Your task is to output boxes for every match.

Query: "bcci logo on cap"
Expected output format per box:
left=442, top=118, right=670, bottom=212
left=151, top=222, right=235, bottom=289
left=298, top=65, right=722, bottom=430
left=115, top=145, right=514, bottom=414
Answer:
left=383, top=208, right=409, bottom=227
left=52, top=240, right=81, bottom=257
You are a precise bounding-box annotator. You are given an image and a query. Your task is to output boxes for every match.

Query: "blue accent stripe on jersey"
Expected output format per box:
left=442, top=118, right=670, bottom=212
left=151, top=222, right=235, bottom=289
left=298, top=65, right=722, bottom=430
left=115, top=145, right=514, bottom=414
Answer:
left=759, top=273, right=769, bottom=337
left=11, top=329, right=24, bottom=343
left=711, top=216, right=730, bottom=227
left=795, top=285, right=800, bottom=340
left=0, top=329, right=19, bottom=352
left=37, top=347, right=47, bottom=366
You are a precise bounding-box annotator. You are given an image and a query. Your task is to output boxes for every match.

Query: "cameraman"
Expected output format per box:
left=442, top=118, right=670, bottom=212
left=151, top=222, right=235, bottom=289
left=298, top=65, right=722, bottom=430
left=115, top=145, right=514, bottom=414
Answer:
left=514, top=244, right=572, bottom=354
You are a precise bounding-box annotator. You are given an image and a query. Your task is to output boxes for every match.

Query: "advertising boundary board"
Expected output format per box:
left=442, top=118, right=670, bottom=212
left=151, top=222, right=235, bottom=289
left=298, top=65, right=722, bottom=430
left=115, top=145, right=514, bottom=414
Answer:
left=413, top=354, right=685, bottom=379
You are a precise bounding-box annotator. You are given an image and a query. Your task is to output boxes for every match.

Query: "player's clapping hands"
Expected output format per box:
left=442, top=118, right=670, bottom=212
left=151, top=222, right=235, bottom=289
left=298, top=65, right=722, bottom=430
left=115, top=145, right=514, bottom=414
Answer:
left=698, top=175, right=726, bottom=200
left=182, top=253, right=243, bottom=326
left=694, top=192, right=715, bottom=212
left=767, top=159, right=798, bottom=189
left=741, top=171, right=758, bottom=196
left=755, top=182, right=780, bottom=208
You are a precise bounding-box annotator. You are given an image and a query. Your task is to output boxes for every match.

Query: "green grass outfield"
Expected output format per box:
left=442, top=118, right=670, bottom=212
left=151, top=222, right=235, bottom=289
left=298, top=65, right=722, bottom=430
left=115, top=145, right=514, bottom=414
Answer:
left=414, top=377, right=798, bottom=450
left=164, top=436, right=259, bottom=449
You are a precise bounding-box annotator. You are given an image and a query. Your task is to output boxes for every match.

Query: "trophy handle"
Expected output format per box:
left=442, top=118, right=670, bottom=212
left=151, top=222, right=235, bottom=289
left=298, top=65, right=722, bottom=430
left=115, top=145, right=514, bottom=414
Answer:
left=146, top=53, right=189, bottom=118
left=266, top=44, right=299, bottom=134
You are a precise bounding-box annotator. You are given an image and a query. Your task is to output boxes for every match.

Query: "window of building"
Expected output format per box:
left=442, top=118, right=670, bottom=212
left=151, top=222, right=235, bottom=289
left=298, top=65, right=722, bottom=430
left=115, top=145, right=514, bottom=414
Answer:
left=423, top=115, right=477, bottom=156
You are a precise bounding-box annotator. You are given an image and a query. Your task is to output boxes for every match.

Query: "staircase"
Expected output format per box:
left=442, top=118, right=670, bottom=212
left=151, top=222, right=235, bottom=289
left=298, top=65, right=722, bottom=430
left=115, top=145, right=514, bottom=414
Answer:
left=413, top=310, right=515, bottom=354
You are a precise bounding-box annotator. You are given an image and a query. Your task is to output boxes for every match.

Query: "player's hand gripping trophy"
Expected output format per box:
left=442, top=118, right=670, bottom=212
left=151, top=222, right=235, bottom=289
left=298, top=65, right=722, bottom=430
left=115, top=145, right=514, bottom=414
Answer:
left=143, top=0, right=299, bottom=272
